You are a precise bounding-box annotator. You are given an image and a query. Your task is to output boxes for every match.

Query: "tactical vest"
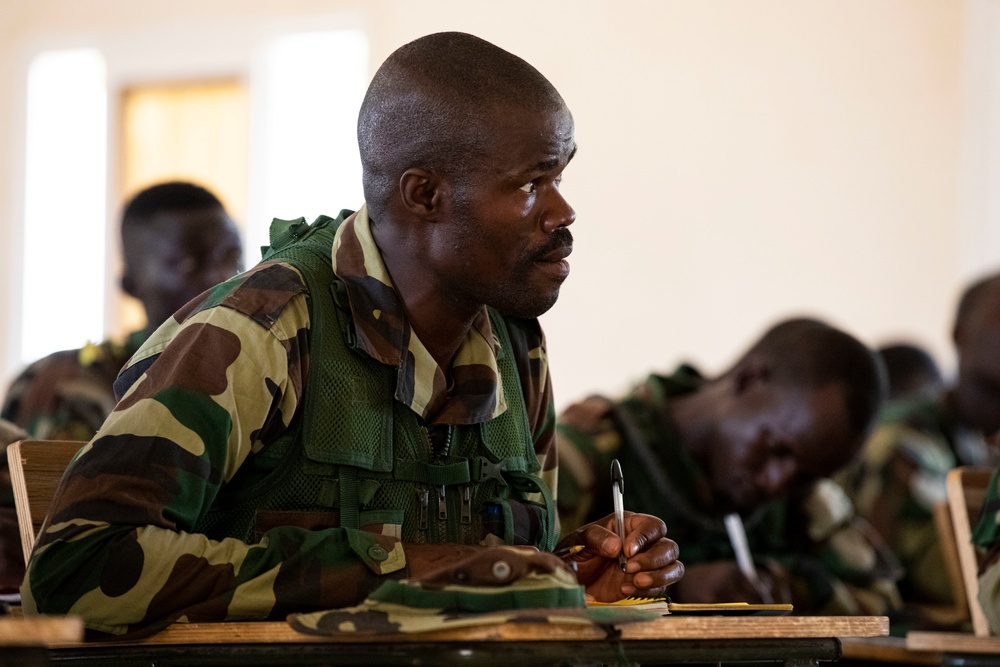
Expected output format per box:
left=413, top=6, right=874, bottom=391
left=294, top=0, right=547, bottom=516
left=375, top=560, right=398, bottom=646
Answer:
left=195, top=212, right=557, bottom=551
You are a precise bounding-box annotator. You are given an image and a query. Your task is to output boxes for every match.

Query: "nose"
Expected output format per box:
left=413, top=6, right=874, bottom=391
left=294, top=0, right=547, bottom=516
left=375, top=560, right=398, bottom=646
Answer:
left=541, top=189, right=576, bottom=233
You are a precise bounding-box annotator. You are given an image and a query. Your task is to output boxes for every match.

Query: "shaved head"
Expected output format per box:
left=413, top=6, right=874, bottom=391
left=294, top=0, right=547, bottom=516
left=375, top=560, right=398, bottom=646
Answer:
left=358, top=32, right=568, bottom=221
left=734, top=318, right=887, bottom=443
left=952, top=272, right=1000, bottom=434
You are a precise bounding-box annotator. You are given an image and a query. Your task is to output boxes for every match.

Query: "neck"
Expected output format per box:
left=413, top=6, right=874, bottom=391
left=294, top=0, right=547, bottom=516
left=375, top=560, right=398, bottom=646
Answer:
left=372, top=219, right=480, bottom=368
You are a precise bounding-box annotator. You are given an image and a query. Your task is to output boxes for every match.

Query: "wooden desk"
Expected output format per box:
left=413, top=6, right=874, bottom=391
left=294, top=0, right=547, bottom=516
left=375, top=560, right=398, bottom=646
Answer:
left=907, top=631, right=1000, bottom=666
left=841, top=636, right=941, bottom=665
left=0, top=616, right=83, bottom=667
left=40, top=615, right=887, bottom=666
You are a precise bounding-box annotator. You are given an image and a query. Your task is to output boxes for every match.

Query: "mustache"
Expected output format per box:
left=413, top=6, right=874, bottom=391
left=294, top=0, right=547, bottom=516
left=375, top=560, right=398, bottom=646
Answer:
left=530, top=228, right=574, bottom=261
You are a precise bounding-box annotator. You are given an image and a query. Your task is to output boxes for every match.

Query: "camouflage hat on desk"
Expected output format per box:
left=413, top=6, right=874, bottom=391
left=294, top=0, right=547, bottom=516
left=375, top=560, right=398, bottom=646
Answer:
left=289, top=547, right=659, bottom=636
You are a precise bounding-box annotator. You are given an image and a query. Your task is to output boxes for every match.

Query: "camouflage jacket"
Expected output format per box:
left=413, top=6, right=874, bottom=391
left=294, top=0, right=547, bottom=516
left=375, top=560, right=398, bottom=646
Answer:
left=1, top=331, right=147, bottom=441
left=22, top=206, right=558, bottom=636
left=838, top=395, right=995, bottom=604
left=557, top=365, right=902, bottom=615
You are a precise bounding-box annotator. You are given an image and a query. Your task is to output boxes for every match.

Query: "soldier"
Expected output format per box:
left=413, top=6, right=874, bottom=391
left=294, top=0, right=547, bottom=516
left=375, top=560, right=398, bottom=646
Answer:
left=1, top=181, right=243, bottom=441
left=844, top=272, right=1000, bottom=607
left=22, top=32, right=683, bottom=636
left=877, top=342, right=945, bottom=403
left=557, top=318, right=901, bottom=613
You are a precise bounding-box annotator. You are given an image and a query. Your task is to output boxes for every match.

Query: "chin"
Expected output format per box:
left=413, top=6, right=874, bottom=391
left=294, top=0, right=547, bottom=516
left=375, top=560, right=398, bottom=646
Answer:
left=490, top=290, right=560, bottom=319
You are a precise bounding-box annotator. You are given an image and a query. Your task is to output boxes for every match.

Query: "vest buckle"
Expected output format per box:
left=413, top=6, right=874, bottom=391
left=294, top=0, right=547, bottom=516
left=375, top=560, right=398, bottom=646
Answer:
left=475, top=457, right=508, bottom=486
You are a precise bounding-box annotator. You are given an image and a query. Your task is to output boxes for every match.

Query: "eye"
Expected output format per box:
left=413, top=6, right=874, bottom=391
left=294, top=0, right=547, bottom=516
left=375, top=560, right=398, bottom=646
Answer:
left=519, top=181, right=537, bottom=194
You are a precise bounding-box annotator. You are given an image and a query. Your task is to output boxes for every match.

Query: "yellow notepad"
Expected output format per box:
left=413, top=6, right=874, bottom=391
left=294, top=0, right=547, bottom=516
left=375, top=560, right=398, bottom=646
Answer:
left=587, top=598, right=793, bottom=615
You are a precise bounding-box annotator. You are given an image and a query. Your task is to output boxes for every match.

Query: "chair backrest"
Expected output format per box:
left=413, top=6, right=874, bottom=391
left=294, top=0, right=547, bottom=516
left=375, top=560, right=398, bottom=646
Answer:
left=932, top=499, right=971, bottom=625
left=946, top=466, right=996, bottom=637
left=6, top=440, right=86, bottom=565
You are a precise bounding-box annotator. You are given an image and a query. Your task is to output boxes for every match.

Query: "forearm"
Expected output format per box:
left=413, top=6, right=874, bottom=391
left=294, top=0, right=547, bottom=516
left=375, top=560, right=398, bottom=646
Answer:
left=24, top=522, right=405, bottom=634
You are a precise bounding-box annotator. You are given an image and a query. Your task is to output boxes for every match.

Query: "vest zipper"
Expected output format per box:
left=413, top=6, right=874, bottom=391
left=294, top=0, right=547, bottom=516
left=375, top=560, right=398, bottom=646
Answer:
left=460, top=485, right=472, bottom=524
left=417, top=487, right=429, bottom=540
left=428, top=426, right=455, bottom=542
left=437, top=485, right=448, bottom=521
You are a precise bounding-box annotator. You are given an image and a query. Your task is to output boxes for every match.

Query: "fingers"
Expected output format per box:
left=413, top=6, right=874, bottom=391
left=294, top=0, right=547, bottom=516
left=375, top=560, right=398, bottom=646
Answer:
left=565, top=520, right=621, bottom=560
left=622, top=538, right=685, bottom=597
left=622, top=512, right=667, bottom=558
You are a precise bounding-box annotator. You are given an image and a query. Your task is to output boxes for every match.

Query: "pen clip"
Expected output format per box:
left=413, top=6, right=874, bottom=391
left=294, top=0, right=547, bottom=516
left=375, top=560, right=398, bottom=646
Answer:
left=611, top=459, right=624, bottom=495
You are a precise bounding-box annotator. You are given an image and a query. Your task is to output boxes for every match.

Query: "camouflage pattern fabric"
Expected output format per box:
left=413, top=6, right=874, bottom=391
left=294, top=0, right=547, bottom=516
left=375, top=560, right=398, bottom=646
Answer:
left=973, top=467, right=1000, bottom=632
left=22, top=205, right=559, bottom=636
left=838, top=396, right=996, bottom=605
left=290, top=565, right=656, bottom=636
left=557, top=366, right=902, bottom=616
left=1, top=331, right=147, bottom=441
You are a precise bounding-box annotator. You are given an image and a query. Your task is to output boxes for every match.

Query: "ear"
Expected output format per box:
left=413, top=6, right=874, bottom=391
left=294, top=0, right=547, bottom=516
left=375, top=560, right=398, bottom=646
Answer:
left=733, top=359, right=770, bottom=395
left=399, top=168, right=444, bottom=219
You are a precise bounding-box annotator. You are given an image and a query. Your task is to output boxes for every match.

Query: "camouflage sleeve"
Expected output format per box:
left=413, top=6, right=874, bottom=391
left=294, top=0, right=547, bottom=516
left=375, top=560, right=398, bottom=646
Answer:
left=783, top=479, right=903, bottom=615
left=840, top=420, right=956, bottom=604
left=554, top=395, right=620, bottom=536
left=22, top=263, right=406, bottom=636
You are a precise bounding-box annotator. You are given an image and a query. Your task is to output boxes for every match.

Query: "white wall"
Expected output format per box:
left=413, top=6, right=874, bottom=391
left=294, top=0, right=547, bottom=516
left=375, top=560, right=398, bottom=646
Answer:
left=1, top=0, right=997, bottom=411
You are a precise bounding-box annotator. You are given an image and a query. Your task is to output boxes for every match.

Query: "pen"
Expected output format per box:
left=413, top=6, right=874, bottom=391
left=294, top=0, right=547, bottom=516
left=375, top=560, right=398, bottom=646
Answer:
left=611, top=458, right=628, bottom=571
left=723, top=512, right=773, bottom=604
left=553, top=544, right=585, bottom=558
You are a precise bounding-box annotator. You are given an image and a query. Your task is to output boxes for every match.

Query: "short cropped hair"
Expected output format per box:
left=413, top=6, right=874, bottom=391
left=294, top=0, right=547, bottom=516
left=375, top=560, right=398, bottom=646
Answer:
left=122, top=181, right=224, bottom=225
left=743, top=318, right=887, bottom=441
left=358, top=32, right=566, bottom=221
left=877, top=343, right=943, bottom=401
left=120, top=181, right=225, bottom=261
left=955, top=271, right=1000, bottom=336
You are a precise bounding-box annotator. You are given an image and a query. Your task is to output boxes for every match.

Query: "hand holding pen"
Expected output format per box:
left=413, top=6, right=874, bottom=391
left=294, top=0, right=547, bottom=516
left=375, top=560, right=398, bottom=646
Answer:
left=551, top=458, right=685, bottom=602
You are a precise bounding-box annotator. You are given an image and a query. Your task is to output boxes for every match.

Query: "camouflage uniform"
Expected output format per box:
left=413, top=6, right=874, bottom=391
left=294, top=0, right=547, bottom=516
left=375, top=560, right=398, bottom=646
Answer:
left=839, top=396, right=995, bottom=604
left=1, top=331, right=147, bottom=441
left=973, top=467, right=1000, bottom=633
left=22, top=206, right=559, bottom=636
left=557, top=365, right=902, bottom=615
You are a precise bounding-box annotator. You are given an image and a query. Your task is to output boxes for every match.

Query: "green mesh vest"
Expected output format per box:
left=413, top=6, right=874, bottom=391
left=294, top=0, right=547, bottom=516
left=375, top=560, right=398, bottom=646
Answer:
left=195, top=212, right=557, bottom=550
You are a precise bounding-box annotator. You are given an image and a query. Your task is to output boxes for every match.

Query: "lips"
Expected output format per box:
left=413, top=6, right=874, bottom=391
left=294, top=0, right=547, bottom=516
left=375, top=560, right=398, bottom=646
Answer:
left=534, top=243, right=572, bottom=264
left=532, top=244, right=572, bottom=282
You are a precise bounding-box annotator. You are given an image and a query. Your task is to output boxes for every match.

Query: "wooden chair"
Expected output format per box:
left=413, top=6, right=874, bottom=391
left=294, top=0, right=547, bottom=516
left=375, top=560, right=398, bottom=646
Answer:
left=923, top=499, right=973, bottom=628
left=945, top=466, right=996, bottom=636
left=6, top=440, right=86, bottom=565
